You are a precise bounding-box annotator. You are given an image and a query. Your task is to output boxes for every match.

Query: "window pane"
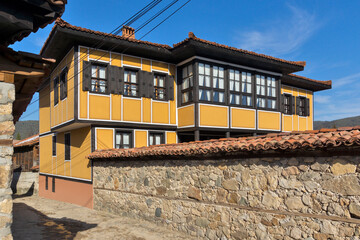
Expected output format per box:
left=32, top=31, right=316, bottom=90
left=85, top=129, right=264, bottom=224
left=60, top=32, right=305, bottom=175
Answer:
left=230, top=80, right=234, bottom=91
left=229, top=70, right=234, bottom=80
left=205, top=76, right=210, bottom=87
left=155, top=135, right=161, bottom=145
left=261, top=86, right=265, bottom=95
left=235, top=71, right=240, bottom=81
left=116, top=134, right=121, bottom=146
left=235, top=82, right=240, bottom=92
left=182, top=92, right=189, bottom=103
left=182, top=67, right=187, bottom=78
left=219, top=67, right=224, bottom=78
left=213, top=91, right=219, bottom=102
left=256, top=75, right=260, bottom=84
left=205, top=64, right=210, bottom=75
left=124, top=72, right=129, bottom=82
left=159, top=78, right=164, bottom=87
left=123, top=134, right=130, bottom=145
left=199, top=63, right=204, bottom=74
left=188, top=65, right=193, bottom=76
left=92, top=66, right=97, bottom=77
left=99, top=67, right=106, bottom=79
left=213, top=66, right=218, bottom=77
left=131, top=72, right=137, bottom=83
left=246, top=83, right=252, bottom=93
left=219, top=79, right=224, bottom=89
left=182, top=78, right=189, bottom=89
left=199, top=75, right=204, bottom=86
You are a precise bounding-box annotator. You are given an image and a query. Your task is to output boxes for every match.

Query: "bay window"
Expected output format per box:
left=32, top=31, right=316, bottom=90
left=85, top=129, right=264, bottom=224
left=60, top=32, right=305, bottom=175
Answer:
left=256, top=75, right=277, bottom=110
left=181, top=64, right=193, bottom=104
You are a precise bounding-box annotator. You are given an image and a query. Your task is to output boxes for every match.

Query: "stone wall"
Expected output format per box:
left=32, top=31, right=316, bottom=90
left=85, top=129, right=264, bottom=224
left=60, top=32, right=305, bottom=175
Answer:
left=93, top=150, right=360, bottom=240
left=0, top=81, right=15, bottom=240
left=11, top=172, right=38, bottom=196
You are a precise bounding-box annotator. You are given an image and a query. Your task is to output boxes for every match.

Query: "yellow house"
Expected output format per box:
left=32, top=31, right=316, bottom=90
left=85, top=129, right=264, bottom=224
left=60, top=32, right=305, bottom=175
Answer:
left=38, top=19, right=331, bottom=207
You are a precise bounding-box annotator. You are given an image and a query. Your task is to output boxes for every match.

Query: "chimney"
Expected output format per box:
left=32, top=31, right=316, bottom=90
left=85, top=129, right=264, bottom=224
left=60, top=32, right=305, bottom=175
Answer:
left=122, top=26, right=135, bottom=39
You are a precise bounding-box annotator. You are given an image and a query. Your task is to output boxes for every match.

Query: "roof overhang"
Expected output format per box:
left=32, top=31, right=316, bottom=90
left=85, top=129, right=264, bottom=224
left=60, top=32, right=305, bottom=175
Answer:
left=282, top=74, right=332, bottom=92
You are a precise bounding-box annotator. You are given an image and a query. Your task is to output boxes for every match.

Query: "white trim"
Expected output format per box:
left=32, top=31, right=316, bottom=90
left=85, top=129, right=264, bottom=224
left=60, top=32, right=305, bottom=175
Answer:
left=177, top=125, right=195, bottom=129
left=198, top=103, right=229, bottom=128
left=39, top=130, right=52, bottom=136
left=87, top=117, right=177, bottom=126
left=122, top=64, right=141, bottom=69
left=51, top=118, right=74, bottom=129
left=177, top=103, right=195, bottom=109
left=39, top=172, right=92, bottom=182
left=88, top=92, right=111, bottom=97
left=177, top=56, right=282, bottom=76
left=152, top=69, right=170, bottom=74
left=229, top=106, right=256, bottom=130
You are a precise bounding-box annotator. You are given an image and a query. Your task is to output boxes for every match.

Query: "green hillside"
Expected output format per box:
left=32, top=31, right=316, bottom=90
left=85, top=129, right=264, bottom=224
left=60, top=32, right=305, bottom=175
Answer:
left=14, top=120, right=39, bottom=140
left=314, top=115, right=360, bottom=130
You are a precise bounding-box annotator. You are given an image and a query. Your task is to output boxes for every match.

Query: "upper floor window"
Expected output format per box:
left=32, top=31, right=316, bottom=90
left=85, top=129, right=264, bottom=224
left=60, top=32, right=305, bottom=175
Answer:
left=115, top=131, right=132, bottom=149
left=154, top=75, right=166, bottom=100
left=198, top=63, right=225, bottom=103
left=229, top=70, right=252, bottom=106
left=91, top=65, right=107, bottom=93
left=64, top=133, right=70, bottom=161
left=212, top=66, right=225, bottom=103
left=181, top=64, right=193, bottom=104
left=60, top=68, right=68, bottom=100
left=149, top=132, right=164, bottom=146
left=298, top=96, right=306, bottom=116
left=54, top=76, right=59, bottom=105
left=256, top=75, right=277, bottom=109
left=52, top=135, right=56, bottom=156
left=124, top=70, right=138, bottom=97
left=283, top=94, right=292, bottom=115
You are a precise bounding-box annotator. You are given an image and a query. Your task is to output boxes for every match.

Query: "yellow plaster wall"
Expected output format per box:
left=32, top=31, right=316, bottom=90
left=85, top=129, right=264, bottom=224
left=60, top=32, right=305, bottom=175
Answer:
left=142, top=98, right=151, bottom=123
left=56, top=132, right=64, bottom=176
left=89, top=50, right=110, bottom=62
left=231, top=108, right=256, bottom=129
left=135, top=130, right=147, bottom=148
left=307, top=91, right=313, bottom=130
left=152, top=101, right=169, bottom=124
left=39, top=86, right=51, bottom=134
left=258, top=111, right=280, bottom=131
left=152, top=61, right=168, bottom=72
left=79, top=47, right=88, bottom=119
left=166, top=132, right=177, bottom=144
left=178, top=105, right=195, bottom=127
left=89, top=95, right=110, bottom=120
left=96, top=128, right=114, bottom=150
left=123, top=55, right=141, bottom=67
left=70, top=127, right=91, bottom=180
left=123, top=98, right=141, bottom=122
left=39, top=135, right=52, bottom=174
left=111, top=95, right=122, bottom=121
left=200, top=105, right=228, bottom=127
left=283, top=115, right=293, bottom=132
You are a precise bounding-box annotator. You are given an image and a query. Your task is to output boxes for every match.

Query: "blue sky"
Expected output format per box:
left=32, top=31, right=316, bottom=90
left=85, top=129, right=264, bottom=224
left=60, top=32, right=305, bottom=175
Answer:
left=12, top=0, right=360, bottom=121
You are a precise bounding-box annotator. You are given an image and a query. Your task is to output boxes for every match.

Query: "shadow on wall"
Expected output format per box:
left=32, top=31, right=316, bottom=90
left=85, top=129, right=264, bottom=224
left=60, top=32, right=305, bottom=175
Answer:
left=11, top=202, right=97, bottom=240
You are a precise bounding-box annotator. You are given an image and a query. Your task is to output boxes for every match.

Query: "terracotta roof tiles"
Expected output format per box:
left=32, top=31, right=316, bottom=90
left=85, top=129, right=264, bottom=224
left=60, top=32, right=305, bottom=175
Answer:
left=89, top=127, right=360, bottom=160
left=13, top=134, right=39, bottom=148
left=288, top=73, right=332, bottom=87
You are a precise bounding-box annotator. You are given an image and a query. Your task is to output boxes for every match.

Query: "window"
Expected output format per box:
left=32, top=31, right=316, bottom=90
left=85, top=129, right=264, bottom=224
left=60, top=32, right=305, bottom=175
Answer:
left=52, top=135, right=56, bottom=156
left=91, top=64, right=107, bottom=93
left=115, top=132, right=132, bottom=149
left=65, top=133, right=70, bottom=161
left=45, top=176, right=48, bottom=190
left=154, top=75, right=166, bottom=100
left=283, top=94, right=292, bottom=115
left=52, top=177, right=55, bottom=193
left=229, top=70, right=252, bottom=106
left=149, top=132, right=164, bottom=146
left=124, top=70, right=138, bottom=97
left=256, top=75, right=277, bottom=109
left=298, top=97, right=306, bottom=116
left=54, top=77, right=59, bottom=105
left=181, top=64, right=193, bottom=104
left=198, top=63, right=225, bottom=103
left=60, top=68, right=67, bottom=100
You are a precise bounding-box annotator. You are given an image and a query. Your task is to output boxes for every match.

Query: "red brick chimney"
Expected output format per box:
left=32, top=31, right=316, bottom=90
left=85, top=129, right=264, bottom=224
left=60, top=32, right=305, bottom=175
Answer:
left=122, top=26, right=135, bottom=39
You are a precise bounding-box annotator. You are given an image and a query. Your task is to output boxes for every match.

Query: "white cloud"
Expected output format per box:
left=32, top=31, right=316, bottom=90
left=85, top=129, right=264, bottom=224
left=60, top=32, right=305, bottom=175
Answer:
left=236, top=5, right=322, bottom=56
left=332, top=72, right=360, bottom=88
left=314, top=95, right=330, bottom=104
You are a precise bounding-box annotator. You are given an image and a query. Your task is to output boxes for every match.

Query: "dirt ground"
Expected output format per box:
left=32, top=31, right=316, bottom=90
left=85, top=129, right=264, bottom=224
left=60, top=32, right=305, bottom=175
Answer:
left=12, top=196, right=197, bottom=240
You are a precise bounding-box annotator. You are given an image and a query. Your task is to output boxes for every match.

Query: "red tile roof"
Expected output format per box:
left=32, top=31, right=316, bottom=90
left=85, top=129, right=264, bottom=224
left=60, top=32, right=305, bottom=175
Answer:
left=89, top=127, right=360, bottom=160
left=13, top=134, right=39, bottom=148
left=173, top=32, right=307, bottom=68
left=288, top=73, right=332, bottom=87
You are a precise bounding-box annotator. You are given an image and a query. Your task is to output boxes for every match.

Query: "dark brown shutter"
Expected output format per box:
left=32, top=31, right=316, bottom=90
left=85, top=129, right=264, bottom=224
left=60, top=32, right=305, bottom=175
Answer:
left=280, top=94, right=284, bottom=113
left=62, top=67, right=68, bottom=99
left=295, top=96, right=300, bottom=115
left=63, top=69, right=68, bottom=98
left=118, top=67, right=124, bottom=95
left=107, top=65, right=117, bottom=94
left=59, top=76, right=64, bottom=100
left=166, top=75, right=174, bottom=101
left=291, top=96, right=295, bottom=115
left=54, top=77, right=59, bottom=105
left=83, top=61, right=91, bottom=91
left=138, top=71, right=147, bottom=98
left=305, top=98, right=310, bottom=116
left=147, top=72, right=155, bottom=98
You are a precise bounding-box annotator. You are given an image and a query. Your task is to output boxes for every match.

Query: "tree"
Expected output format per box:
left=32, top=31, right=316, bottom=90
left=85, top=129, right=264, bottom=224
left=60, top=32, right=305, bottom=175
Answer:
left=15, top=133, right=21, bottom=140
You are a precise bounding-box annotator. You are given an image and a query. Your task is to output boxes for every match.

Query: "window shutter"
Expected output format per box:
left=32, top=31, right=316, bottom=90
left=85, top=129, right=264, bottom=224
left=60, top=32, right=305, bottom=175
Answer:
left=54, top=77, right=59, bottom=105
left=280, top=94, right=284, bottom=113
left=295, top=96, right=300, bottom=115
left=62, top=67, right=68, bottom=99
left=166, top=74, right=175, bottom=101
left=82, top=61, right=91, bottom=91
left=305, top=98, right=310, bottom=116
left=107, top=65, right=117, bottom=94
left=59, top=77, right=64, bottom=100
left=291, top=96, right=295, bottom=115
left=118, top=67, right=124, bottom=95
left=138, top=71, right=148, bottom=98
left=147, top=72, right=155, bottom=98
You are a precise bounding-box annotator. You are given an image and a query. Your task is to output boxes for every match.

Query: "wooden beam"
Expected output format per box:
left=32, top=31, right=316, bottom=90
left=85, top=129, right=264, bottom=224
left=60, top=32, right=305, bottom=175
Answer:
left=0, top=72, right=14, bottom=83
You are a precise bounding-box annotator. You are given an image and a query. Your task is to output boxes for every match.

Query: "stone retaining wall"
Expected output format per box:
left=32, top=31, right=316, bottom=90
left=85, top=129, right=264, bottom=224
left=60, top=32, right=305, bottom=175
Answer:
left=93, top=151, right=360, bottom=239
left=0, top=81, right=15, bottom=240
left=11, top=172, right=38, bottom=196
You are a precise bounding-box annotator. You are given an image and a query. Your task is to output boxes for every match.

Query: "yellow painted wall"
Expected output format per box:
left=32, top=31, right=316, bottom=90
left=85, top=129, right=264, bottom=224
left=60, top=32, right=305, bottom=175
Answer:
left=70, top=127, right=91, bottom=179
left=166, top=132, right=177, bottom=144
left=231, top=108, right=256, bottom=129
left=258, top=111, right=280, bottom=131
left=283, top=115, right=293, bottom=132
left=299, top=117, right=307, bottom=131
left=89, top=95, right=110, bottom=120
left=112, top=95, right=122, bottom=121
left=39, top=135, right=52, bottom=174
left=123, top=98, right=141, bottom=122
left=178, top=105, right=195, bottom=127
left=307, top=90, right=313, bottom=130
left=79, top=47, right=88, bottom=119
left=96, top=128, right=113, bottom=150
left=55, top=132, right=64, bottom=176
left=123, top=55, right=141, bottom=67
left=200, top=105, right=228, bottom=127
left=152, top=101, right=169, bottom=124
left=142, top=98, right=151, bottom=123
left=49, top=48, right=75, bottom=127
left=39, top=86, right=50, bottom=134
left=152, top=61, right=168, bottom=72
left=135, top=130, right=147, bottom=148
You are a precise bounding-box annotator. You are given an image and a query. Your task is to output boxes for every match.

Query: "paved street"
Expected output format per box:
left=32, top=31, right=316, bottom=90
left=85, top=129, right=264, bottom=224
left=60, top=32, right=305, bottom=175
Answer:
left=12, top=196, right=196, bottom=240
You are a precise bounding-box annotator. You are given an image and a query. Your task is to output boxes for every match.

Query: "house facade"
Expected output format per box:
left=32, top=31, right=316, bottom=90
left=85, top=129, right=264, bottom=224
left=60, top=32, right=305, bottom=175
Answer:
left=38, top=19, right=331, bottom=207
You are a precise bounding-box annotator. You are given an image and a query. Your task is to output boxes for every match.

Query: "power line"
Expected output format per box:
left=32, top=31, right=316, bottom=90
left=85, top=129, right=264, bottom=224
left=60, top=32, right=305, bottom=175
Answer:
left=20, top=0, right=192, bottom=120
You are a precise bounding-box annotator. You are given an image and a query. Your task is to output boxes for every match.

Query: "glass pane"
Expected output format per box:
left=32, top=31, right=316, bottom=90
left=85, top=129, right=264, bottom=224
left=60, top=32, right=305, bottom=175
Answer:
left=153, top=77, right=157, bottom=87
left=91, top=80, right=97, bottom=92
left=219, top=92, right=224, bottom=102
left=235, top=82, right=240, bottom=92
left=213, top=78, right=218, bottom=88
left=247, top=96, right=252, bottom=106
left=256, top=75, right=260, bottom=84
left=149, top=136, right=153, bottom=146
left=99, top=67, right=106, bottom=79
left=219, top=67, right=224, bottom=78
left=261, top=76, right=265, bottom=85
left=199, top=75, right=204, bottom=86
left=213, top=66, right=218, bottom=77
left=199, top=63, right=204, bottom=74
left=247, top=83, right=252, bottom=93
left=155, top=135, right=161, bottom=145
left=229, top=70, right=234, bottom=80
left=131, top=72, right=137, bottom=83
left=256, top=86, right=260, bottom=95
left=230, top=80, right=234, bottom=91
left=219, top=79, right=224, bottom=89
left=188, top=65, right=193, bottom=76
left=91, top=66, right=97, bottom=77
left=234, top=71, right=239, bottom=81
left=182, top=67, right=187, bottom=78
left=124, top=72, right=129, bottom=82
left=182, top=92, right=189, bottom=103
left=272, top=88, right=276, bottom=97
left=123, top=134, right=130, bottom=145
left=261, top=86, right=265, bottom=95
left=182, top=78, right=188, bottom=89
left=159, top=78, right=164, bottom=87
left=213, top=91, right=219, bottom=102
left=205, top=76, right=211, bottom=87
left=242, top=82, right=246, bottom=93
left=115, top=134, right=121, bottom=146
left=247, top=73, right=251, bottom=83
left=205, top=64, right=210, bottom=75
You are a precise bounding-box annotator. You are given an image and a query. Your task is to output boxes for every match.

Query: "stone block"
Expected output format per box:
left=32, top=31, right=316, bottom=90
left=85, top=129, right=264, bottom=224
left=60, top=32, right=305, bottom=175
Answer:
left=0, top=165, right=11, bottom=188
left=187, top=186, right=201, bottom=201
left=330, top=159, right=356, bottom=176
left=222, top=179, right=238, bottom=191
left=0, top=198, right=12, bottom=214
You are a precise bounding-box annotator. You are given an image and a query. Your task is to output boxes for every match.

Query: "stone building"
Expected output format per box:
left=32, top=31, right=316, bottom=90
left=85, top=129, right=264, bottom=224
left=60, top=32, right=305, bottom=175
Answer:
left=0, top=1, right=66, bottom=238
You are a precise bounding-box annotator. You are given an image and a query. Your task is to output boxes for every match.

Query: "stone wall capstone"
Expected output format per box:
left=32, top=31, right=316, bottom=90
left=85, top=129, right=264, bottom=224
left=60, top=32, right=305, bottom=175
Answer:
left=0, top=81, right=15, bottom=240
left=93, top=151, right=360, bottom=240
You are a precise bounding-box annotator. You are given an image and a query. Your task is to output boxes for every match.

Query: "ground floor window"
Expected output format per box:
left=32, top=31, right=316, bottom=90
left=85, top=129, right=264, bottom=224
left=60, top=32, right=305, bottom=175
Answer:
left=115, top=132, right=132, bottom=149
left=149, top=132, right=164, bottom=146
left=65, top=133, right=71, bottom=161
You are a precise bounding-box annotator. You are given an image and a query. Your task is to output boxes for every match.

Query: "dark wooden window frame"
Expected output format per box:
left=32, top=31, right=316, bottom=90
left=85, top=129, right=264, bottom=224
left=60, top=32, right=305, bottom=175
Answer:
left=198, top=62, right=226, bottom=104
left=180, top=63, right=194, bottom=105
left=64, top=133, right=71, bottom=161
left=54, top=76, right=59, bottom=106
left=153, top=73, right=166, bottom=101
left=114, top=130, right=133, bottom=149
left=229, top=69, right=253, bottom=108
left=123, top=68, right=140, bottom=98
left=298, top=96, right=307, bottom=117
left=60, top=67, right=68, bottom=100
left=52, top=177, right=55, bottom=193
left=255, top=74, right=278, bottom=111
left=45, top=176, right=48, bottom=190
left=90, top=62, right=108, bottom=95
left=283, top=94, right=292, bottom=115
left=148, top=131, right=165, bottom=146
left=52, top=135, right=56, bottom=156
